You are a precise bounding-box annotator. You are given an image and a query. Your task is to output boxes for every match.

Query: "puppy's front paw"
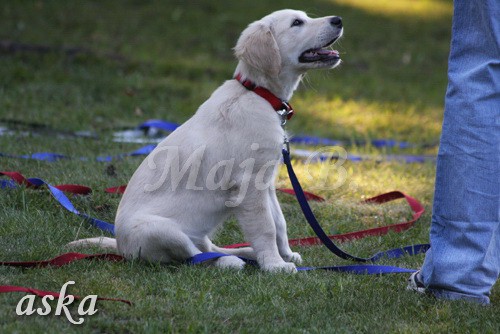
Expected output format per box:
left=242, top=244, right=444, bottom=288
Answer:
left=262, top=261, right=297, bottom=273
left=283, top=252, right=302, bottom=264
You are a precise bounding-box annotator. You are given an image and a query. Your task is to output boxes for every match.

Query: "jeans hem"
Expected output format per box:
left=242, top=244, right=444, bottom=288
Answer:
left=428, top=288, right=490, bottom=305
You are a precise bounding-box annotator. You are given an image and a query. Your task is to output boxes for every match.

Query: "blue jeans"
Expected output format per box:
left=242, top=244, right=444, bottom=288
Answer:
left=420, top=0, right=500, bottom=305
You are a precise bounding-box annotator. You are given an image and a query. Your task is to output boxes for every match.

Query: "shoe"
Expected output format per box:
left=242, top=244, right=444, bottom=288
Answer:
left=407, top=271, right=491, bottom=304
left=407, top=270, right=426, bottom=294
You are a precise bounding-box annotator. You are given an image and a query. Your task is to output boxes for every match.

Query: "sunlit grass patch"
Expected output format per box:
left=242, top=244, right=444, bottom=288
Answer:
left=331, top=0, right=452, bottom=20
left=292, top=94, right=443, bottom=146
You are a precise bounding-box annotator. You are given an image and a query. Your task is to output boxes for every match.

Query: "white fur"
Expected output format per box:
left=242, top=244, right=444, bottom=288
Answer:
left=67, top=9, right=343, bottom=273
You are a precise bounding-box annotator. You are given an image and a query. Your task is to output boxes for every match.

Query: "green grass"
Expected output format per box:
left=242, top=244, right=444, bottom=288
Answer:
left=0, top=0, right=498, bottom=333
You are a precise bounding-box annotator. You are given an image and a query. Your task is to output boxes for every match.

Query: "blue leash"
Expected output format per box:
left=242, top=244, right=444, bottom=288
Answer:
left=182, top=146, right=429, bottom=274
left=187, top=252, right=421, bottom=274
left=280, top=144, right=429, bottom=272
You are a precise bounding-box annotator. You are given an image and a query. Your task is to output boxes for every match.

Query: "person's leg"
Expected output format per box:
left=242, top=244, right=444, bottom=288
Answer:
left=419, top=0, right=500, bottom=305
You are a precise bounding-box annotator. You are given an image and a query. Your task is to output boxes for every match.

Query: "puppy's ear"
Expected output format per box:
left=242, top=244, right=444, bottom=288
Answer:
left=234, top=22, right=281, bottom=76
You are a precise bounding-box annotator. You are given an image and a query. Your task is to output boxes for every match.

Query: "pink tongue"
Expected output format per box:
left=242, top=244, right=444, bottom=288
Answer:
left=317, top=49, right=338, bottom=56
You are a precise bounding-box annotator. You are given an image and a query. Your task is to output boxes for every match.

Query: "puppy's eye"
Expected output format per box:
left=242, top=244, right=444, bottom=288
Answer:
left=291, top=19, right=304, bottom=27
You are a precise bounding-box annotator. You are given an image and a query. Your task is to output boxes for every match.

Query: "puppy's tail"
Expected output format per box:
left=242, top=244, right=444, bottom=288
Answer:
left=66, top=237, right=117, bottom=251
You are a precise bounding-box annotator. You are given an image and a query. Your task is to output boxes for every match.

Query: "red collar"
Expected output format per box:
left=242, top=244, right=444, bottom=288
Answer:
left=234, top=73, right=294, bottom=124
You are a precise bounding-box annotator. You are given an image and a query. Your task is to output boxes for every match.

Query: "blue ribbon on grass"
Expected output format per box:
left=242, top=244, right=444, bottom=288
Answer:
left=1, top=120, right=435, bottom=163
left=2, top=173, right=426, bottom=274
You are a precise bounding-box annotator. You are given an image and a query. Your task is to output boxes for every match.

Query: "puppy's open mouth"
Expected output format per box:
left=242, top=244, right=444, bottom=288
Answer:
left=298, top=39, right=340, bottom=63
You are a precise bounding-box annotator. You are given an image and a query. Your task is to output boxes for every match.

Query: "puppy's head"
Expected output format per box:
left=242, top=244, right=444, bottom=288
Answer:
left=234, top=9, right=343, bottom=76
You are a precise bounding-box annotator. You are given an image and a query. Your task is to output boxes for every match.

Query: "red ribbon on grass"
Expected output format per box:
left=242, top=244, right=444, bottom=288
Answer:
left=0, top=252, right=124, bottom=268
left=1, top=171, right=92, bottom=195
left=224, top=191, right=424, bottom=248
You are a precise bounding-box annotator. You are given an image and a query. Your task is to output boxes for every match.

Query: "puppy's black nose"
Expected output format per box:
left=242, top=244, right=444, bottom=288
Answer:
left=330, top=16, right=342, bottom=28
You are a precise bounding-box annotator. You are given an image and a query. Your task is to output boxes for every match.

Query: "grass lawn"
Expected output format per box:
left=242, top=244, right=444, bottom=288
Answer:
left=0, top=0, right=498, bottom=333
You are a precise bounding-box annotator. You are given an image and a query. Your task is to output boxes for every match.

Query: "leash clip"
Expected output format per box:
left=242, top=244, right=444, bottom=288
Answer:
left=277, top=101, right=293, bottom=126
left=283, top=134, right=290, bottom=153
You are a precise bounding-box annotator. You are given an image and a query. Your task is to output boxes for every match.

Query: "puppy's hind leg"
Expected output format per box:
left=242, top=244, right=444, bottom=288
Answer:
left=212, top=255, right=246, bottom=270
left=195, top=236, right=248, bottom=269
left=196, top=235, right=255, bottom=259
left=125, top=216, right=245, bottom=270
left=208, top=242, right=256, bottom=260
left=120, top=216, right=202, bottom=264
